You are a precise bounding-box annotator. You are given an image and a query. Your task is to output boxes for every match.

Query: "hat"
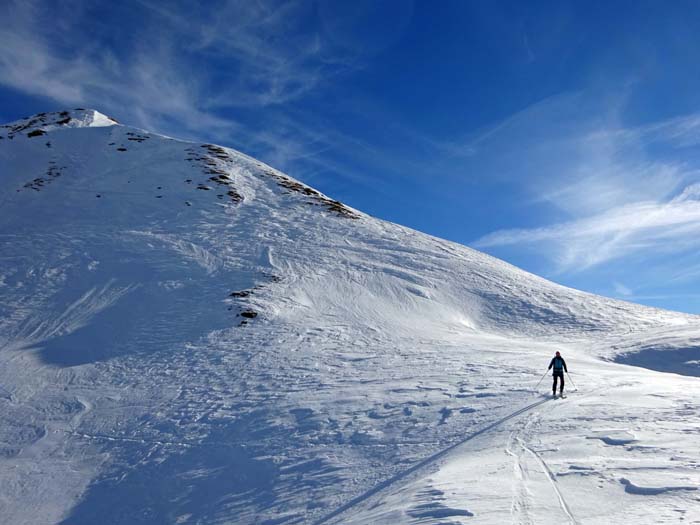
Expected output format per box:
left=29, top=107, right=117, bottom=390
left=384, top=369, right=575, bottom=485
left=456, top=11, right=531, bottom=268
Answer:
left=555, top=351, right=561, bottom=356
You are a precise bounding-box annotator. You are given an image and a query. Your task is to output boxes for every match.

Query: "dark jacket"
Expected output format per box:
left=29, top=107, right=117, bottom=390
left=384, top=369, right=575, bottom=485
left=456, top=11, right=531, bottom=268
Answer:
left=548, top=356, right=568, bottom=374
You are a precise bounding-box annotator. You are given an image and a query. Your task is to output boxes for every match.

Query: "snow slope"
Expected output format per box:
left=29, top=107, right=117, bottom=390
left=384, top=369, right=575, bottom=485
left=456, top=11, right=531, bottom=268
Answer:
left=1, top=110, right=699, bottom=524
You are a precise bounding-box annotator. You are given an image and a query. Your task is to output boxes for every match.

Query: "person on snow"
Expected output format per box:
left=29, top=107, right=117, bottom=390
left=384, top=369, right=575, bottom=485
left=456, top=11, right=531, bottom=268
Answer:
left=548, top=351, right=568, bottom=396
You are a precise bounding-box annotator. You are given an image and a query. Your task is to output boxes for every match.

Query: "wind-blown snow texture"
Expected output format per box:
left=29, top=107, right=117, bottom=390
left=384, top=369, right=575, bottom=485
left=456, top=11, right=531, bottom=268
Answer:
left=1, top=110, right=699, bottom=524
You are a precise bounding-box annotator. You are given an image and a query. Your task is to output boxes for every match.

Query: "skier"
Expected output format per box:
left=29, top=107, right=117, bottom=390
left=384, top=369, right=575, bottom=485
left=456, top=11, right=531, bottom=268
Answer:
left=548, top=351, right=568, bottom=397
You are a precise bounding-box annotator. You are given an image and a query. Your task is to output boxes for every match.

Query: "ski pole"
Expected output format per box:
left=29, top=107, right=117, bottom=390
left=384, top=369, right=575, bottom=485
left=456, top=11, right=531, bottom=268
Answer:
left=565, top=371, right=577, bottom=391
left=534, top=370, right=549, bottom=390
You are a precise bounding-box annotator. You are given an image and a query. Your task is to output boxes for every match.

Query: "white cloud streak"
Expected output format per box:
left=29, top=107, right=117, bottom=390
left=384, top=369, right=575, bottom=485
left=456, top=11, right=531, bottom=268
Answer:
left=136, top=0, right=355, bottom=108
left=613, top=281, right=633, bottom=297
left=475, top=184, right=700, bottom=272
left=0, top=0, right=366, bottom=150
left=0, top=0, right=428, bottom=203
left=0, top=1, right=241, bottom=136
left=458, top=88, right=700, bottom=283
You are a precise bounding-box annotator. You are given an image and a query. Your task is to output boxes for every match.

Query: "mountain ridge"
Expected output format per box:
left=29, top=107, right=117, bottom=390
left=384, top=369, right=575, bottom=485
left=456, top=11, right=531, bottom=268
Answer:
left=1, top=108, right=118, bottom=138
left=3, top=109, right=694, bottom=331
left=1, top=109, right=699, bottom=524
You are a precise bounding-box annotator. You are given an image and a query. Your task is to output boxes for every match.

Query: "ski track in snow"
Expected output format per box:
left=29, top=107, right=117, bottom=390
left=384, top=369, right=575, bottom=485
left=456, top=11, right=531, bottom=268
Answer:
left=315, top=396, right=551, bottom=524
left=2, top=110, right=700, bottom=524
left=518, top=433, right=578, bottom=524
left=505, top=420, right=536, bottom=525
left=503, top=393, right=621, bottom=525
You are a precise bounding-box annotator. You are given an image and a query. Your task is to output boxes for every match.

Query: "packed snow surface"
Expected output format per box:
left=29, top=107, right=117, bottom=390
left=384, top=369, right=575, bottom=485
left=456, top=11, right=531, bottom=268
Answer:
left=1, top=109, right=699, bottom=524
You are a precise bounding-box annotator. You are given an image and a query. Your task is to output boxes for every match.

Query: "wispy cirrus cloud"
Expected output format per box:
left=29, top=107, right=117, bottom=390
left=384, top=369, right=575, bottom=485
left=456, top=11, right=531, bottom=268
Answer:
left=0, top=0, right=422, bottom=201
left=0, top=0, right=241, bottom=136
left=613, top=281, right=633, bottom=297
left=0, top=1, right=86, bottom=103
left=136, top=0, right=355, bottom=108
left=0, top=0, right=368, bottom=148
left=467, top=92, right=700, bottom=283
left=475, top=185, right=700, bottom=271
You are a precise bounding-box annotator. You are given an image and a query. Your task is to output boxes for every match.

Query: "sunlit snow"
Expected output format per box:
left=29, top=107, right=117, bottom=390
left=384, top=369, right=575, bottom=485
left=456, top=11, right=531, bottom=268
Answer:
left=1, top=110, right=699, bottom=524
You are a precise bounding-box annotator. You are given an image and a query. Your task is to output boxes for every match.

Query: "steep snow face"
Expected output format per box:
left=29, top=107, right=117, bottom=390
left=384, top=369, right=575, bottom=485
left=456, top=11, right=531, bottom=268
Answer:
left=1, top=111, right=699, bottom=524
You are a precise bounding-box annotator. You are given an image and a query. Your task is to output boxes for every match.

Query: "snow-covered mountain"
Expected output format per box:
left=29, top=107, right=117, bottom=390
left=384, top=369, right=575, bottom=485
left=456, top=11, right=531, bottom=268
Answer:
left=1, top=109, right=699, bottom=524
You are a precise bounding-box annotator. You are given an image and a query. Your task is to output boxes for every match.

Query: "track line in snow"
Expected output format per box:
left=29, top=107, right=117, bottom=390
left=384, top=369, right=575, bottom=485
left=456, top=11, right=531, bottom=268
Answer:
left=519, top=437, right=579, bottom=525
left=0, top=383, right=13, bottom=401
left=505, top=427, right=534, bottom=525
left=314, top=396, right=551, bottom=525
left=65, top=430, right=198, bottom=448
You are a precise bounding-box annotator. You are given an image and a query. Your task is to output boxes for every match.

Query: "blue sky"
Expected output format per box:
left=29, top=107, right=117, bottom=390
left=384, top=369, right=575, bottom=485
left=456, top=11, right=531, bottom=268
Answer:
left=3, top=1, right=700, bottom=314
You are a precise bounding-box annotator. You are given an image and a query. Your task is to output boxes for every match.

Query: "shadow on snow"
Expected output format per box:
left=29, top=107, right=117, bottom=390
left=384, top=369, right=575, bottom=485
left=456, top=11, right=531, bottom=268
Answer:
left=615, top=346, right=700, bottom=378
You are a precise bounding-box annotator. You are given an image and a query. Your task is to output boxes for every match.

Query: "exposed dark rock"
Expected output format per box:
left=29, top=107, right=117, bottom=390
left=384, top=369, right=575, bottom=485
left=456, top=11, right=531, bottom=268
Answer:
left=184, top=146, right=244, bottom=206
left=261, top=168, right=359, bottom=219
